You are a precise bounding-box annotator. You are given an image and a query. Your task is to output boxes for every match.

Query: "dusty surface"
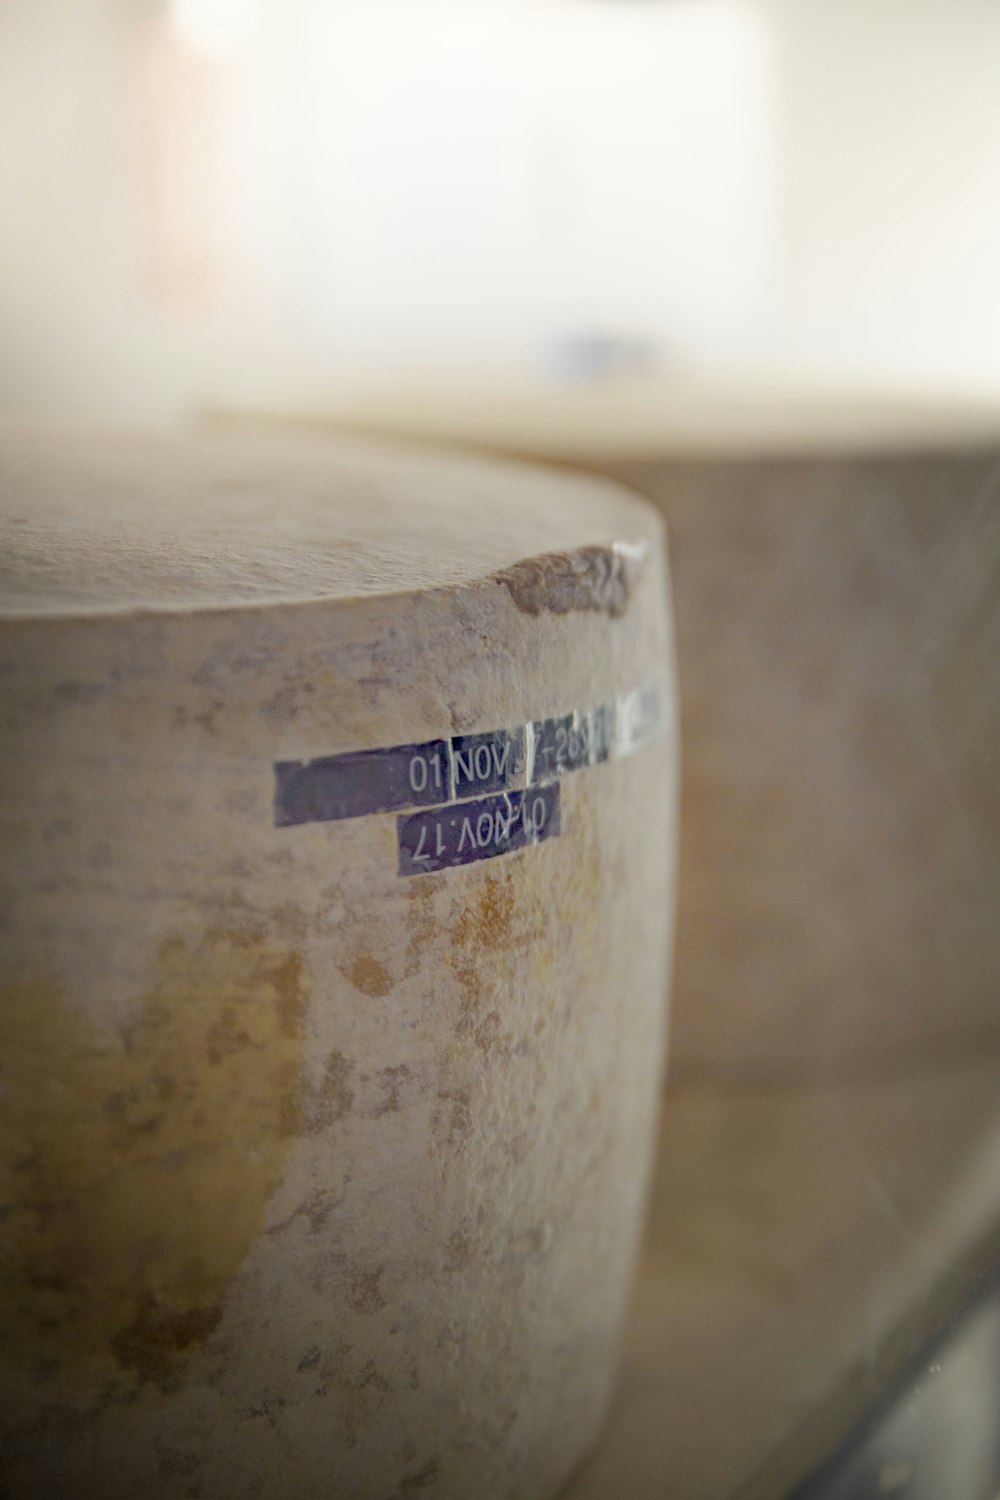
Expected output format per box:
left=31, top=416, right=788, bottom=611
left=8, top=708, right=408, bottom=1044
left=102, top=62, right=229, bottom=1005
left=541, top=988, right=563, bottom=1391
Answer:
left=0, top=424, right=656, bottom=616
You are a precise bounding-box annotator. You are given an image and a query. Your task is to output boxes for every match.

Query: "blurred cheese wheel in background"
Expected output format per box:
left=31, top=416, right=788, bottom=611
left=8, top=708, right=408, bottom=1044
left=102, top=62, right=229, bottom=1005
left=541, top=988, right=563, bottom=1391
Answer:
left=602, top=450, right=1000, bottom=1085
left=0, top=426, right=676, bottom=1500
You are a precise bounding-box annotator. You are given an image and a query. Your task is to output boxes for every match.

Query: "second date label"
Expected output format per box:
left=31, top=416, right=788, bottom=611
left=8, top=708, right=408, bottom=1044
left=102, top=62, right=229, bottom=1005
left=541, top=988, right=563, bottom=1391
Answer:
left=397, top=784, right=561, bottom=877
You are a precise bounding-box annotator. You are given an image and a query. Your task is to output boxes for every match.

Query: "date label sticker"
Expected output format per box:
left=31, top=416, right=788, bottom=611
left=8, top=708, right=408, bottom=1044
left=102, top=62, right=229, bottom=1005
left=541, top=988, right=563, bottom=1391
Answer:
left=397, top=784, right=560, bottom=877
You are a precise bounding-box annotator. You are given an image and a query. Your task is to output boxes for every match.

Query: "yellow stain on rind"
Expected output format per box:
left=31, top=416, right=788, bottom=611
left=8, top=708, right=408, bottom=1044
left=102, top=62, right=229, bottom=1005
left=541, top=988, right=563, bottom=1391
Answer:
left=0, top=928, right=308, bottom=1393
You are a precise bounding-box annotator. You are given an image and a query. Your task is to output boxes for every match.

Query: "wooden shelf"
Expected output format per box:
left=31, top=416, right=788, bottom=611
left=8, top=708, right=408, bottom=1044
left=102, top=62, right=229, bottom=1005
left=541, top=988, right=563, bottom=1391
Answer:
left=563, top=1060, right=1000, bottom=1499
left=207, top=372, right=1000, bottom=464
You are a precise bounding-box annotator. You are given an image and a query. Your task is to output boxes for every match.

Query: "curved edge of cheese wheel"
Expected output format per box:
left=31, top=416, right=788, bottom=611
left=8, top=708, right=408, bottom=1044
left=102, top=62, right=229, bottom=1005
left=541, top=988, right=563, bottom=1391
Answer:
left=0, top=423, right=665, bottom=620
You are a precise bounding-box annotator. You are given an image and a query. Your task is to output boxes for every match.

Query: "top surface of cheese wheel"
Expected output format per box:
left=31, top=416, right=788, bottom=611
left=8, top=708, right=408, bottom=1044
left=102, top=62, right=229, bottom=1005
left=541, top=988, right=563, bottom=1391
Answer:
left=0, top=424, right=658, bottom=619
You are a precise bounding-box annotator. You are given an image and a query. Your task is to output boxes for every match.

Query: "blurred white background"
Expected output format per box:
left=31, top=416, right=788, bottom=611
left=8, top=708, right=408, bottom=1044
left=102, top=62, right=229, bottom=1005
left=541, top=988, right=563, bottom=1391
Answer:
left=2, top=0, right=1000, bottom=441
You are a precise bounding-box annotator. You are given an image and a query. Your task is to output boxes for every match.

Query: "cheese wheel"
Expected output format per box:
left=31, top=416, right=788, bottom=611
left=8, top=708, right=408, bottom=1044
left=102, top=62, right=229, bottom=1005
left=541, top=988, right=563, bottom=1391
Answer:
left=0, top=426, right=676, bottom=1500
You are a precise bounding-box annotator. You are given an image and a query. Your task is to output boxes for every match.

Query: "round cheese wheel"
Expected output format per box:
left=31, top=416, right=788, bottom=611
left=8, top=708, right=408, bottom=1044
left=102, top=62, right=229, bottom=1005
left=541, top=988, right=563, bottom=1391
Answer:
left=0, top=425, right=676, bottom=1500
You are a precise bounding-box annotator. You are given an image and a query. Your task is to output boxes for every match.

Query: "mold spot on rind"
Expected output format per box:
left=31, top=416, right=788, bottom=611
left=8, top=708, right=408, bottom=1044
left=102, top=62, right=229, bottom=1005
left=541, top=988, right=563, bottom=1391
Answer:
left=345, top=953, right=392, bottom=998
left=400, top=1457, right=442, bottom=1491
left=110, top=1298, right=224, bottom=1390
left=0, top=929, right=309, bottom=1394
left=349, top=1267, right=387, bottom=1315
left=493, top=541, right=646, bottom=619
left=301, top=1049, right=354, bottom=1133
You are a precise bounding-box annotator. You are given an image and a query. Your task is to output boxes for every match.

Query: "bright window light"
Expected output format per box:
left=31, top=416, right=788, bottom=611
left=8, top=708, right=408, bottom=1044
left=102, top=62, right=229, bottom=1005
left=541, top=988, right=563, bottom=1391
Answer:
left=170, top=0, right=258, bottom=62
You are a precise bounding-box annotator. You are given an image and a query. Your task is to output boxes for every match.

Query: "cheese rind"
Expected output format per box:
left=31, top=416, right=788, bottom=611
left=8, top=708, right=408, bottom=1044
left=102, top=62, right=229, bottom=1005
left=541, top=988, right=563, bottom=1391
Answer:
left=0, top=428, right=677, bottom=1500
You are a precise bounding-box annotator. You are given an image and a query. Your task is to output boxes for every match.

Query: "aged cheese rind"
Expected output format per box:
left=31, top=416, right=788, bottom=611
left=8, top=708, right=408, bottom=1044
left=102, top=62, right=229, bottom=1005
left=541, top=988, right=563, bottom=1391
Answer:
left=0, top=429, right=676, bottom=1500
